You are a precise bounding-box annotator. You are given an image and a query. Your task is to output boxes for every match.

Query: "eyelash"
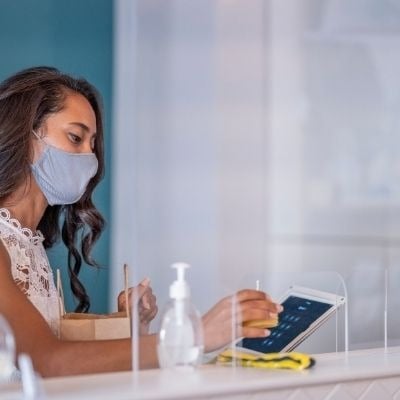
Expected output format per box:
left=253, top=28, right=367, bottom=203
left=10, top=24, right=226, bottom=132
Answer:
left=68, top=133, right=82, bottom=144
left=68, top=133, right=96, bottom=150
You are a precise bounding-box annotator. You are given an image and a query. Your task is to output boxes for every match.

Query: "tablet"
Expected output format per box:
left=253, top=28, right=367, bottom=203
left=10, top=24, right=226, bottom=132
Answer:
left=236, top=285, right=346, bottom=355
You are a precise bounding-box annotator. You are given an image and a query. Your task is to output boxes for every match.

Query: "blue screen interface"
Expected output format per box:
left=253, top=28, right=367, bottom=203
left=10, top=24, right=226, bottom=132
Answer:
left=239, top=295, right=333, bottom=354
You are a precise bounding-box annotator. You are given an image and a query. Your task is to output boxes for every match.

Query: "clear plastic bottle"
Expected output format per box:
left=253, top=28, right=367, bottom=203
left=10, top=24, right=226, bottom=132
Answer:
left=0, top=314, right=16, bottom=382
left=157, top=263, right=204, bottom=369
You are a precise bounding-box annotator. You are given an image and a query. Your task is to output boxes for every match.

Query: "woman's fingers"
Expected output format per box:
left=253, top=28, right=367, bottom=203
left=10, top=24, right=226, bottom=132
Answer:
left=202, top=289, right=282, bottom=352
left=139, top=305, right=158, bottom=324
left=138, top=278, right=151, bottom=309
left=239, top=298, right=281, bottom=313
left=134, top=284, right=158, bottom=324
left=138, top=292, right=158, bottom=323
left=235, top=289, right=269, bottom=302
left=220, top=290, right=282, bottom=312
left=127, top=286, right=149, bottom=306
left=117, top=279, right=157, bottom=313
left=116, top=279, right=158, bottom=335
left=210, top=294, right=282, bottom=324
left=238, top=308, right=278, bottom=323
left=239, top=326, right=271, bottom=339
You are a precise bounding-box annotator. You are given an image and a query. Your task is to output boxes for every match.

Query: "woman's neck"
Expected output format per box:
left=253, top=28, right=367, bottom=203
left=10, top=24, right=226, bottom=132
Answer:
left=0, top=178, right=48, bottom=231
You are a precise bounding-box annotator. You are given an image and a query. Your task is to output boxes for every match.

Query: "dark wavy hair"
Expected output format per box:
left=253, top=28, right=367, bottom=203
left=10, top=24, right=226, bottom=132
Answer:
left=0, top=66, right=105, bottom=312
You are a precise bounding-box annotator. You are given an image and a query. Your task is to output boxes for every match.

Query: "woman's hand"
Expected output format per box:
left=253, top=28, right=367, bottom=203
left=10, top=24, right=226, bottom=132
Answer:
left=202, top=289, right=283, bottom=352
left=118, top=278, right=158, bottom=335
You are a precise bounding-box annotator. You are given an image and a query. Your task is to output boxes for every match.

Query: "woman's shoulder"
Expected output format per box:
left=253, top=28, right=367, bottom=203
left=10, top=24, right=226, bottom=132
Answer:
left=0, top=208, right=44, bottom=245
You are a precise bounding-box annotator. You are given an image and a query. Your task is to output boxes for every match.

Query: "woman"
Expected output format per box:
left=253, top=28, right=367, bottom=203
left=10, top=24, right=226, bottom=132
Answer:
left=0, top=66, right=282, bottom=377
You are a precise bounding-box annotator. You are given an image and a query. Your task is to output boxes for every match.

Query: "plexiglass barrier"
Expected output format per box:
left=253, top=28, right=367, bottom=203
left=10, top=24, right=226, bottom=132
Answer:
left=387, top=259, right=400, bottom=351
left=109, top=0, right=400, bottom=388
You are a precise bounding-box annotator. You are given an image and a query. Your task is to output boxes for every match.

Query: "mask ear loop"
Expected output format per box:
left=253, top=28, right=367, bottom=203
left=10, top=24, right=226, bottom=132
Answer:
left=32, top=130, right=42, bottom=141
left=32, top=130, right=50, bottom=149
left=31, top=131, right=49, bottom=167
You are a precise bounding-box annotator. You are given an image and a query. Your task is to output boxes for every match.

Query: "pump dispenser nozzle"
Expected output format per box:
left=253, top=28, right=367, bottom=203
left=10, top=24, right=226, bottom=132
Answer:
left=170, top=262, right=190, bottom=300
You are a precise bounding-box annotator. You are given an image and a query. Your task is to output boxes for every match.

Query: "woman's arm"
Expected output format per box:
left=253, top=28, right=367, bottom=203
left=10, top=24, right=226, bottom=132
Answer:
left=0, top=241, right=158, bottom=377
left=0, top=235, right=281, bottom=377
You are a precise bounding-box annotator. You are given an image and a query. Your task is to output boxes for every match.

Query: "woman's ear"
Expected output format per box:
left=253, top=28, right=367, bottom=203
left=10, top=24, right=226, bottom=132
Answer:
left=30, top=131, right=45, bottom=164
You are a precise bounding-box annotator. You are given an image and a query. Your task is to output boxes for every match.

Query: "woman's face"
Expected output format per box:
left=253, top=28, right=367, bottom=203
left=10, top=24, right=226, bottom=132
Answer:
left=32, top=91, right=97, bottom=162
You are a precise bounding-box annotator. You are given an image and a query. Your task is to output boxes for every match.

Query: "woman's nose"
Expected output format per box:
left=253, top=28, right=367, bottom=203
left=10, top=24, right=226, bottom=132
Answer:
left=81, top=140, right=94, bottom=154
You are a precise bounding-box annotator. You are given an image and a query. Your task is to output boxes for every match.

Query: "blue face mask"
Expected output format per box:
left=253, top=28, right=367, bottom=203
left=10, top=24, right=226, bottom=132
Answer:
left=31, top=132, right=98, bottom=206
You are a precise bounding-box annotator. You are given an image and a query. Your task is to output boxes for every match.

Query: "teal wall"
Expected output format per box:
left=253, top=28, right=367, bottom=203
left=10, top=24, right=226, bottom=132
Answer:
left=0, top=0, right=113, bottom=313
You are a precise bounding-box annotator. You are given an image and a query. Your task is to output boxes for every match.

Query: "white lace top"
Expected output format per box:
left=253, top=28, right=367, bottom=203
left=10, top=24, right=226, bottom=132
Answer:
left=0, top=208, right=60, bottom=335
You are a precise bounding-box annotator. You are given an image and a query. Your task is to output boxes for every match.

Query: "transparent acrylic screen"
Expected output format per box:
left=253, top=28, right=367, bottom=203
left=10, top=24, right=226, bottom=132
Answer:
left=111, top=0, right=400, bottom=370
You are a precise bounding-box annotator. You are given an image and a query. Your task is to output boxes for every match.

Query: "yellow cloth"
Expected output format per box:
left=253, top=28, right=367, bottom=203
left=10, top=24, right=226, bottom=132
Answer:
left=217, top=348, right=315, bottom=371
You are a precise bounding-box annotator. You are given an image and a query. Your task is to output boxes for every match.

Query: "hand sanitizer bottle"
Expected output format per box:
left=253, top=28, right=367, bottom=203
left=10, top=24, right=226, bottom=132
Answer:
left=0, top=314, right=16, bottom=382
left=157, top=262, right=204, bottom=369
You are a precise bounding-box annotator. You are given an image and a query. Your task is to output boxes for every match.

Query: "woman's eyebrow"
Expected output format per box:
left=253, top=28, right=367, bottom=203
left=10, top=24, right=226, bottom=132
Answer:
left=69, top=122, right=96, bottom=135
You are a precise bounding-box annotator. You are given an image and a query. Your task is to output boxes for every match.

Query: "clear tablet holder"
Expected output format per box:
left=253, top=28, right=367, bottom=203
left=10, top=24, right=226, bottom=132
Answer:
left=228, top=264, right=389, bottom=361
left=214, top=268, right=349, bottom=369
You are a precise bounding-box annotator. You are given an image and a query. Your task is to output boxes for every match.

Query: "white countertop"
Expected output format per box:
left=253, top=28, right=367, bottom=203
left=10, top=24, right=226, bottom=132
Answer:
left=3, top=347, right=400, bottom=400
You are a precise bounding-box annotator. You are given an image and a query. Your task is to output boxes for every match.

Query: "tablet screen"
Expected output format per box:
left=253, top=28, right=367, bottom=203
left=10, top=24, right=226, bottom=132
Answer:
left=238, top=295, right=334, bottom=354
